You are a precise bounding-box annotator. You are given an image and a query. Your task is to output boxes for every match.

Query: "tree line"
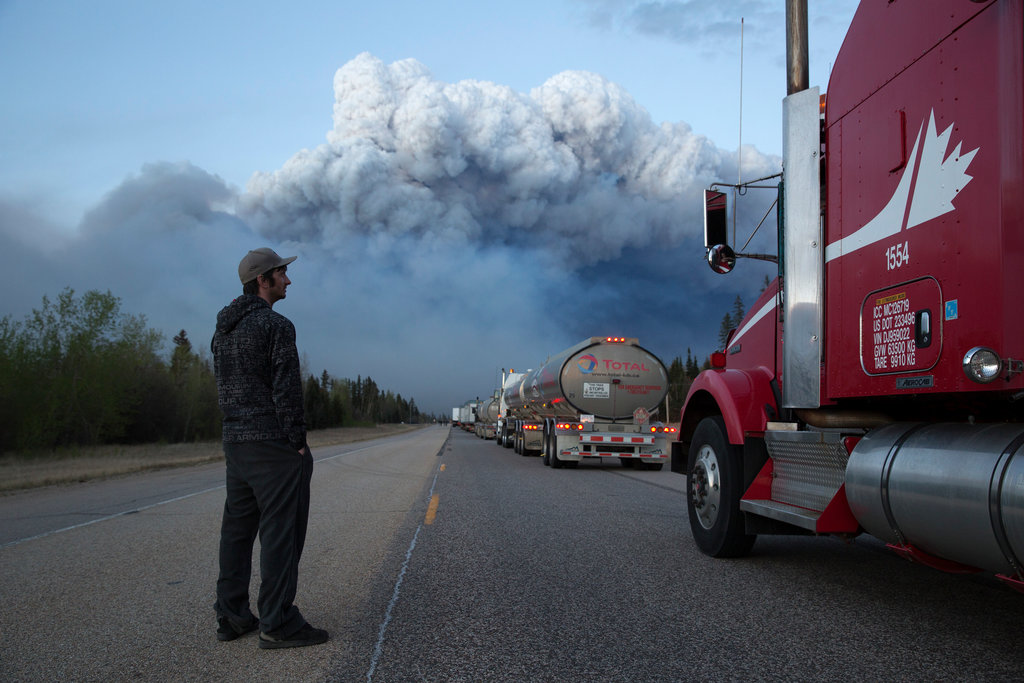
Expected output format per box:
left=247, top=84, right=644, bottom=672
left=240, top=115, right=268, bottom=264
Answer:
left=0, top=288, right=425, bottom=453
left=663, top=292, right=754, bottom=421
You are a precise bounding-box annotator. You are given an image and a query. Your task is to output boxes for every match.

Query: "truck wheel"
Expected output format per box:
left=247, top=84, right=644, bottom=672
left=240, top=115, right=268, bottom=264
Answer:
left=548, top=432, right=565, bottom=471
left=619, top=457, right=635, bottom=469
left=550, top=433, right=564, bottom=469
left=687, top=416, right=755, bottom=558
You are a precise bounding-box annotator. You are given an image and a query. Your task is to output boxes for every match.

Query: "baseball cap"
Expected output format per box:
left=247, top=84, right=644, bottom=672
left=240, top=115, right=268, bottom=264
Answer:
left=238, top=248, right=297, bottom=284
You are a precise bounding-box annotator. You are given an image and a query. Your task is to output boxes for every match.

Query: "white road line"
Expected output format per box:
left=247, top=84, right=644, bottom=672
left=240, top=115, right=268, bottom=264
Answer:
left=0, top=485, right=226, bottom=550
left=367, top=465, right=443, bottom=682
left=0, top=441, right=385, bottom=550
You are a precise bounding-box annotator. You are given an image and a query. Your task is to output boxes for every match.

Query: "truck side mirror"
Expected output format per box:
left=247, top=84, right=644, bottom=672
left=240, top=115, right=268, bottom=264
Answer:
left=704, top=189, right=728, bottom=249
left=707, top=244, right=736, bottom=274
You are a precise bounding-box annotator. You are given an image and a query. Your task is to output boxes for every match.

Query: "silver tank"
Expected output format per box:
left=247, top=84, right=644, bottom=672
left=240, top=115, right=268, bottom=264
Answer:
left=504, top=367, right=538, bottom=416
left=505, top=337, right=668, bottom=421
left=477, top=397, right=499, bottom=424
left=845, top=422, right=1024, bottom=575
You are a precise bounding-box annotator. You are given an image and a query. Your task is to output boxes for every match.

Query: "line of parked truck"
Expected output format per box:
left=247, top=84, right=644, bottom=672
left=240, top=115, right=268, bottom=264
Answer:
left=452, top=337, right=676, bottom=469
left=453, top=0, right=1024, bottom=600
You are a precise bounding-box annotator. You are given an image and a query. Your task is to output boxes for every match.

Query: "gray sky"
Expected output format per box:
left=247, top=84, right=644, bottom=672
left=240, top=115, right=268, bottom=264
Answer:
left=0, top=0, right=858, bottom=414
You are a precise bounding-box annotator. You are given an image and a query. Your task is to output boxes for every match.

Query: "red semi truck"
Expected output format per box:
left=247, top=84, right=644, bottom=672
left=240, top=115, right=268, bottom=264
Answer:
left=674, top=0, right=1024, bottom=590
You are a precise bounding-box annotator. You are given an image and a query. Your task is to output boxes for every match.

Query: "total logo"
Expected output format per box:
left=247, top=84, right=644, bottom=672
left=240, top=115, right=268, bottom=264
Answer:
left=577, top=355, right=651, bottom=374
left=577, top=354, right=598, bottom=374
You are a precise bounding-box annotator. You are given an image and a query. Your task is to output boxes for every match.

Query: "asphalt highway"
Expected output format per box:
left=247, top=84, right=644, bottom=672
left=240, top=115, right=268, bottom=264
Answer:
left=2, top=426, right=1023, bottom=681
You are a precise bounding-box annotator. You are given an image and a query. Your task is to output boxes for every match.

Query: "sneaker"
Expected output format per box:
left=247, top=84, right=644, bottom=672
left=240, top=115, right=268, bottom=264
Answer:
left=258, top=623, right=329, bottom=650
left=217, top=615, right=259, bottom=642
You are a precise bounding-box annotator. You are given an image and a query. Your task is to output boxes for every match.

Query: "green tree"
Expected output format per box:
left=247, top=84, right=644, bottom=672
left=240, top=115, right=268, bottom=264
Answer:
left=731, top=295, right=745, bottom=326
left=304, top=374, right=327, bottom=429
left=666, top=355, right=690, bottom=423
left=5, top=288, right=163, bottom=448
left=167, top=330, right=219, bottom=442
left=717, top=313, right=734, bottom=349
left=685, top=347, right=700, bottom=379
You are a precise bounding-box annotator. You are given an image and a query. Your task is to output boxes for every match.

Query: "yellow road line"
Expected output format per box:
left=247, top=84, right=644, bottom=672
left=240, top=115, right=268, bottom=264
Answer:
left=425, top=494, right=440, bottom=525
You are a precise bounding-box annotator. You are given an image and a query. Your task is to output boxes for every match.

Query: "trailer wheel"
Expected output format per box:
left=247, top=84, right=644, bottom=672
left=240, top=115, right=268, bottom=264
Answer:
left=541, top=425, right=551, bottom=466
left=550, top=433, right=564, bottom=469
left=687, top=416, right=755, bottom=558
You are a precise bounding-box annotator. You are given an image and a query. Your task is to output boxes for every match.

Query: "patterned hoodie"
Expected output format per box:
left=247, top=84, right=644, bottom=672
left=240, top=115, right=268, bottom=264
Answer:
left=211, top=294, right=307, bottom=450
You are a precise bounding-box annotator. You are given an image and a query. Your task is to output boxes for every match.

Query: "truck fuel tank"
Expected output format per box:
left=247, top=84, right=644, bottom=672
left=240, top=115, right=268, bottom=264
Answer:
left=845, top=422, right=1024, bottom=576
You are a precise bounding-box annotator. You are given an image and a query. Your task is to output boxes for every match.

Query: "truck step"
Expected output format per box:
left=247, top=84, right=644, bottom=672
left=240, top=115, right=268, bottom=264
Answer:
left=740, top=498, right=820, bottom=531
left=763, top=429, right=849, bottom=512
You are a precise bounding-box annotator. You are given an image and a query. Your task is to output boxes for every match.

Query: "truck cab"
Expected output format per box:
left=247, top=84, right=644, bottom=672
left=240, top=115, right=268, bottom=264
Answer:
left=676, top=0, right=1024, bottom=588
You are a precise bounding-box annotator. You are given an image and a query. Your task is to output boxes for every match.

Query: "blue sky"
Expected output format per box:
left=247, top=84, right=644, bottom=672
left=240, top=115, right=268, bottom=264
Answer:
left=0, top=0, right=858, bottom=414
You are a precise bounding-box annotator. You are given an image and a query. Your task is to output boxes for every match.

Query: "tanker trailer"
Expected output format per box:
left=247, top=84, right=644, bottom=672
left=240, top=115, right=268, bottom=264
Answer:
left=504, top=367, right=545, bottom=455
left=497, top=370, right=525, bottom=448
left=525, top=337, right=674, bottom=470
left=474, top=395, right=499, bottom=439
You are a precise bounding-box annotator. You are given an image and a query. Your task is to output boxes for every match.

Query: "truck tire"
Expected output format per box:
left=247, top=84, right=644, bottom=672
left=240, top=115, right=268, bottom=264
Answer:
left=541, top=426, right=551, bottom=466
left=550, top=433, right=564, bottom=469
left=687, top=416, right=755, bottom=557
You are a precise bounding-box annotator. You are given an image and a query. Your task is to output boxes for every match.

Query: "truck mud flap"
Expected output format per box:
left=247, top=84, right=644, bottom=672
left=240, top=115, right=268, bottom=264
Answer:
left=670, top=440, right=687, bottom=474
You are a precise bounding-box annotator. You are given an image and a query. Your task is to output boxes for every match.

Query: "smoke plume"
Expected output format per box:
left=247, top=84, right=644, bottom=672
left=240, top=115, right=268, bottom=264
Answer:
left=2, top=53, right=782, bottom=413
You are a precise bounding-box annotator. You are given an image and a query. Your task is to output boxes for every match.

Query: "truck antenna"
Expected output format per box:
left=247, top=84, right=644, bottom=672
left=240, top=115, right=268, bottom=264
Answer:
left=738, top=17, right=744, bottom=186
left=735, top=17, right=744, bottom=246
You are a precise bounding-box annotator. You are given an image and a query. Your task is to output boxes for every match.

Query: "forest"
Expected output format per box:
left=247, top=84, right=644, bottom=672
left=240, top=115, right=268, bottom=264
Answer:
left=0, top=288, right=425, bottom=453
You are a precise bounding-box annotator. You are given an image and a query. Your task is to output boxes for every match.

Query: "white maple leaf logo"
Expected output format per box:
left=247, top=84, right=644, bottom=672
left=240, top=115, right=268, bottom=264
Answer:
left=825, top=110, right=978, bottom=263
left=906, top=111, right=979, bottom=229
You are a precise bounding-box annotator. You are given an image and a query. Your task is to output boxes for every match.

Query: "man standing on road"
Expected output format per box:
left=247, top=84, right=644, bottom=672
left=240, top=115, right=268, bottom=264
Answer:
left=210, top=247, right=329, bottom=649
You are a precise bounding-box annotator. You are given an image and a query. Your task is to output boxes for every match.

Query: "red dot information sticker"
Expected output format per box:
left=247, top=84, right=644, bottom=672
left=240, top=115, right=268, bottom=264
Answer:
left=860, top=278, right=941, bottom=375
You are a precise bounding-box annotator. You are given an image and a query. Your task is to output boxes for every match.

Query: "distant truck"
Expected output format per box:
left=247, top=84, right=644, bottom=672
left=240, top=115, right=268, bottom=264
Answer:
left=502, top=368, right=545, bottom=455
left=505, top=337, right=675, bottom=469
left=496, top=370, right=525, bottom=448
left=451, top=407, right=460, bottom=426
left=474, top=396, right=499, bottom=439
left=458, top=401, right=479, bottom=431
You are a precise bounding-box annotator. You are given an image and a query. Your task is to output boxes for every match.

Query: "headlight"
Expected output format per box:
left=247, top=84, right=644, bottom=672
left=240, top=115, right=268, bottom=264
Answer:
left=963, top=347, right=1002, bottom=383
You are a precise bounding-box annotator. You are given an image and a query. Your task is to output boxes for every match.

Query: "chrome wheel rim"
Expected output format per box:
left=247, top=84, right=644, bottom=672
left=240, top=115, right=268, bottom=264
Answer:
left=690, top=444, right=722, bottom=530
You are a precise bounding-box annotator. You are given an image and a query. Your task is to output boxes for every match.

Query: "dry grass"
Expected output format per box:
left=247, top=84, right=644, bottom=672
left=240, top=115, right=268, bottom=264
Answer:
left=0, top=424, right=424, bottom=493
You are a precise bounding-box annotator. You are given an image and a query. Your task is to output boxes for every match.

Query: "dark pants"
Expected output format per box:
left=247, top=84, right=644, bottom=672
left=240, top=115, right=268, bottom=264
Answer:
left=215, top=439, right=314, bottom=636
